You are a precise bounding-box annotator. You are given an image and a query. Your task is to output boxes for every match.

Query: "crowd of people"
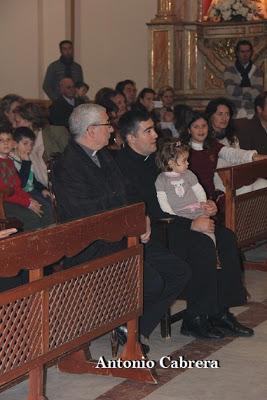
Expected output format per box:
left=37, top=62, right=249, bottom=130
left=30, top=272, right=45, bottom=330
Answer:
left=1, top=38, right=267, bottom=350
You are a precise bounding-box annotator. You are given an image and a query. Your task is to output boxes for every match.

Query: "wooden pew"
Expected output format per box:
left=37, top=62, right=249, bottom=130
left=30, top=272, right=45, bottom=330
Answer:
left=26, top=98, right=51, bottom=109
left=217, top=159, right=267, bottom=270
left=0, top=203, right=157, bottom=400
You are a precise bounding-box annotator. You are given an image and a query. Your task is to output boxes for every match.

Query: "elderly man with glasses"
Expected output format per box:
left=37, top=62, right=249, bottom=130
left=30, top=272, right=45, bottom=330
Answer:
left=52, top=103, right=190, bottom=351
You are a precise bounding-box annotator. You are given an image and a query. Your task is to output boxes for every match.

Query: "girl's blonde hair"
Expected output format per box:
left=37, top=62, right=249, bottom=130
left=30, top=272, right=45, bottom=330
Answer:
left=156, top=138, right=189, bottom=172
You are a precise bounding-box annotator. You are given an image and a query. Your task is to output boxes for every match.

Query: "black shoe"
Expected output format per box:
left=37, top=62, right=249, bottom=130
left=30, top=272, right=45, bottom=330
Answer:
left=210, top=311, right=254, bottom=337
left=115, top=326, right=128, bottom=346
left=181, top=315, right=225, bottom=339
left=115, top=326, right=150, bottom=355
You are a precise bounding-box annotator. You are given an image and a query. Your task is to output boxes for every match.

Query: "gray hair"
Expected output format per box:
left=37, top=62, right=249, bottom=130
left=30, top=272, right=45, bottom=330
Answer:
left=69, top=103, right=106, bottom=139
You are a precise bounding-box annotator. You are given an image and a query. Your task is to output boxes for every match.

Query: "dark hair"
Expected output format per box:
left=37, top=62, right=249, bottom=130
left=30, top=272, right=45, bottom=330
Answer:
left=15, top=102, right=48, bottom=130
left=254, top=91, right=267, bottom=112
left=118, top=109, right=151, bottom=142
left=0, top=123, right=13, bottom=135
left=156, top=138, right=189, bottom=172
left=0, top=94, right=24, bottom=114
left=205, top=97, right=237, bottom=145
left=12, top=127, right=36, bottom=143
left=75, top=81, right=89, bottom=91
left=180, top=111, right=213, bottom=149
left=115, top=79, right=135, bottom=93
left=133, top=88, right=156, bottom=112
left=94, top=87, right=115, bottom=105
left=59, top=40, right=72, bottom=50
left=173, top=104, right=194, bottom=133
left=137, top=88, right=155, bottom=101
left=235, top=39, right=253, bottom=55
left=99, top=98, right=118, bottom=118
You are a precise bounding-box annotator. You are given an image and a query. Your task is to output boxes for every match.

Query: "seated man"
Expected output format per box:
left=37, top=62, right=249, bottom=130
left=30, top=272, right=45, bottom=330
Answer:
left=115, top=109, right=254, bottom=339
left=49, top=77, right=79, bottom=128
left=52, top=103, right=190, bottom=345
left=234, top=92, right=267, bottom=155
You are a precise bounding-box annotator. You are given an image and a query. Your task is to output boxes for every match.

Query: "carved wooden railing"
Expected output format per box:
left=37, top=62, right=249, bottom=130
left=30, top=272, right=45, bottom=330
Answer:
left=217, top=160, right=267, bottom=270
left=0, top=203, right=157, bottom=400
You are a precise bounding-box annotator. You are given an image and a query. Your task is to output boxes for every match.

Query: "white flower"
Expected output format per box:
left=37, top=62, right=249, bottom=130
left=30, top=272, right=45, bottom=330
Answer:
left=232, top=2, right=240, bottom=11
left=222, top=10, right=232, bottom=20
left=208, top=0, right=262, bottom=21
left=240, top=7, right=249, bottom=17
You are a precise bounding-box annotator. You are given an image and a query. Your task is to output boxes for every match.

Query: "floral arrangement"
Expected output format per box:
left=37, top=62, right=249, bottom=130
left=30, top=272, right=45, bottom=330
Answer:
left=208, top=0, right=263, bottom=22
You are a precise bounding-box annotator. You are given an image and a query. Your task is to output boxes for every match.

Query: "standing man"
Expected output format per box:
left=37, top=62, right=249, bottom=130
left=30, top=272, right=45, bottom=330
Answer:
left=43, top=40, right=84, bottom=101
left=52, top=103, right=190, bottom=343
left=115, top=109, right=254, bottom=339
left=224, top=39, right=263, bottom=119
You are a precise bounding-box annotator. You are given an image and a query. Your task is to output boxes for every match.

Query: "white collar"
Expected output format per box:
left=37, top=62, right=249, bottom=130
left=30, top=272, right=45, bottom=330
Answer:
left=190, top=141, right=203, bottom=150
left=164, top=171, right=181, bottom=177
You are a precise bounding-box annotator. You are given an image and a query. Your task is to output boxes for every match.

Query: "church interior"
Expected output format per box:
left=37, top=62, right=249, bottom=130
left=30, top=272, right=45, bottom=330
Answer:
left=0, top=1, right=267, bottom=399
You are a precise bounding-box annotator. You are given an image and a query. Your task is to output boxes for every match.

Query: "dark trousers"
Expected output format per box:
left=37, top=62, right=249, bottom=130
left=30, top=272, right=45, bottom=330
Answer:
left=4, top=197, right=54, bottom=232
left=64, top=238, right=190, bottom=337
left=140, top=241, right=190, bottom=337
left=167, top=221, right=246, bottom=317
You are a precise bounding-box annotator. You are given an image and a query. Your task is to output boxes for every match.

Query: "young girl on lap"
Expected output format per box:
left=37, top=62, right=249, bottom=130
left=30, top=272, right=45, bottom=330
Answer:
left=155, top=138, right=220, bottom=266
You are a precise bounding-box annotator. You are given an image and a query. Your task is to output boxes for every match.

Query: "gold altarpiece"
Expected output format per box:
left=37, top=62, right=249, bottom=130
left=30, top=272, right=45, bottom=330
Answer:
left=147, top=0, right=267, bottom=108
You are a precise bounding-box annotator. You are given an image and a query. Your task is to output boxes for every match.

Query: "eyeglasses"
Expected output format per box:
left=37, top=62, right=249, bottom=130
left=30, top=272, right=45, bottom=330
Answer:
left=88, top=120, right=112, bottom=128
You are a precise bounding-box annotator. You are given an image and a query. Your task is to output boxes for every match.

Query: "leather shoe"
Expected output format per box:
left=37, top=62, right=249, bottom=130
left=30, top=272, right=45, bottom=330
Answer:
left=210, top=311, right=254, bottom=337
left=181, top=315, right=225, bottom=339
left=115, top=326, right=150, bottom=354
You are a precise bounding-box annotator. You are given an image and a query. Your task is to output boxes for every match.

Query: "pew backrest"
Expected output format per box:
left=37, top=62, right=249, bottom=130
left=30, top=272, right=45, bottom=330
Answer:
left=0, top=203, right=146, bottom=389
left=217, top=160, right=267, bottom=270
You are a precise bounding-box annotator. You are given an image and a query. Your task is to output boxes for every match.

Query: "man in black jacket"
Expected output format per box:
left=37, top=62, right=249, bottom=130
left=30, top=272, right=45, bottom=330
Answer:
left=115, top=109, right=254, bottom=339
left=52, top=103, right=190, bottom=340
left=49, top=78, right=79, bottom=129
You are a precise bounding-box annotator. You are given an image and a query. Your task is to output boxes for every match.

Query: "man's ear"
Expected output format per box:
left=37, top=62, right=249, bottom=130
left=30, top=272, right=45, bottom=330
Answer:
left=86, top=126, right=95, bottom=138
left=126, top=133, right=136, bottom=145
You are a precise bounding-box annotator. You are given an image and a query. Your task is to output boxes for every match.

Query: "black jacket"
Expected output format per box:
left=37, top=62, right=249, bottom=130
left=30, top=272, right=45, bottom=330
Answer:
left=234, top=116, right=267, bottom=155
left=53, top=140, right=131, bottom=266
left=114, top=145, right=192, bottom=228
left=53, top=140, right=129, bottom=222
left=49, top=96, right=79, bottom=128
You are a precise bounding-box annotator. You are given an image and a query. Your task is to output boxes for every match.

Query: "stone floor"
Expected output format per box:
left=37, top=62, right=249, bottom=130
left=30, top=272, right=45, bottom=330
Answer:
left=1, top=269, right=267, bottom=400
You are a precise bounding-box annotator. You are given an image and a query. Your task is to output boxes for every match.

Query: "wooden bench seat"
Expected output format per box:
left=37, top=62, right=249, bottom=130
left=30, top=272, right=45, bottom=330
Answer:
left=217, top=159, right=267, bottom=270
left=0, top=203, right=157, bottom=399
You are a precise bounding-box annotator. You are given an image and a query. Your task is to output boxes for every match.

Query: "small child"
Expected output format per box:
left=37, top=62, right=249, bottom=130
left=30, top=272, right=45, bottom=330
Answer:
left=155, top=138, right=221, bottom=267
left=10, top=127, right=54, bottom=224
left=0, top=125, right=45, bottom=231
